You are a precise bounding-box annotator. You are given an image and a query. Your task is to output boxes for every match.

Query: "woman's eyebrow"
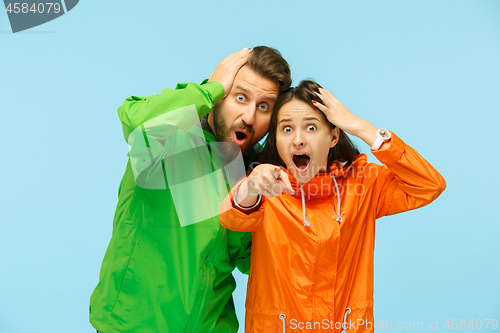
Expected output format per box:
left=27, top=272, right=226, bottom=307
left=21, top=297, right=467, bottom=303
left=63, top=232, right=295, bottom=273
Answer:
left=278, top=116, right=320, bottom=124
left=303, top=117, right=320, bottom=122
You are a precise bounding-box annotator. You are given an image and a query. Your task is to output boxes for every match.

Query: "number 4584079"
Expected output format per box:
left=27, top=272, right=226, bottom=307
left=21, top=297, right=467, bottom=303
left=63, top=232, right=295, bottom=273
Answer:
left=444, top=319, right=498, bottom=330
left=5, top=3, right=61, bottom=14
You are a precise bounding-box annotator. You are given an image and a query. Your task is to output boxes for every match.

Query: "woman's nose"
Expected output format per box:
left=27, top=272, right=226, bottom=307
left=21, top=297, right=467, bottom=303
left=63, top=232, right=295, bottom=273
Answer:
left=293, top=131, right=306, bottom=146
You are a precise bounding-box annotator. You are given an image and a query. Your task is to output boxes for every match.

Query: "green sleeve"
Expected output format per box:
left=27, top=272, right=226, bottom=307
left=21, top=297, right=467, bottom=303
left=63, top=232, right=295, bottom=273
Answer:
left=118, top=80, right=224, bottom=143
left=227, top=230, right=252, bottom=275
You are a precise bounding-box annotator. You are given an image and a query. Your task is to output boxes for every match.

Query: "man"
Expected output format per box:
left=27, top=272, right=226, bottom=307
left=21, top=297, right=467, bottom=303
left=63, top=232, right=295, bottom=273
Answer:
left=90, top=46, right=291, bottom=333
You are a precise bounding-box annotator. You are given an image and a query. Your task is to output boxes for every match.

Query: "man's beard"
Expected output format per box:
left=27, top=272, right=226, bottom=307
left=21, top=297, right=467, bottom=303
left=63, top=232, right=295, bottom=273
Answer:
left=212, top=101, right=255, bottom=156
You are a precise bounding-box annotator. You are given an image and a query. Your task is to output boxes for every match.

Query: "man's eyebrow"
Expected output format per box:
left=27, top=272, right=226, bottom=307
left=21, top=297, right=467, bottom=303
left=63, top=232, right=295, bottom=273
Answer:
left=234, top=84, right=277, bottom=102
left=234, top=84, right=251, bottom=94
left=264, top=94, right=277, bottom=102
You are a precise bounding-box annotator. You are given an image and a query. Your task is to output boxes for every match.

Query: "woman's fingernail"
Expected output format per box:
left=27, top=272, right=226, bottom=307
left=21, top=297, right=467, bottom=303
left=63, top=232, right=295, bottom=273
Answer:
left=312, top=100, right=317, bottom=104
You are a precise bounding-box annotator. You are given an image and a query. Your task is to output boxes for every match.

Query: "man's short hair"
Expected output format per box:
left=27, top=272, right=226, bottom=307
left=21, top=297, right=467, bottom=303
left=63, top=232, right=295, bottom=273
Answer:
left=246, top=46, right=292, bottom=95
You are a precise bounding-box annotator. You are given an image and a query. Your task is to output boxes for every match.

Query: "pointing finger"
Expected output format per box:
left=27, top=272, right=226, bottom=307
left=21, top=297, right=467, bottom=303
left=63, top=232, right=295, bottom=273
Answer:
left=279, top=171, right=295, bottom=195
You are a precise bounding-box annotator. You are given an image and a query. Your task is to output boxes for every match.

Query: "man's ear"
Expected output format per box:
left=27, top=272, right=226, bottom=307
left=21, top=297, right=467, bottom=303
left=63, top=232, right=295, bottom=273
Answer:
left=330, top=127, right=340, bottom=148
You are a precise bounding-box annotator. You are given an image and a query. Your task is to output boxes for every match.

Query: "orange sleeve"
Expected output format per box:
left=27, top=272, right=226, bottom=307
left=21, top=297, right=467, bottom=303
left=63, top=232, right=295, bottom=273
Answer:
left=370, top=132, right=446, bottom=219
left=219, top=178, right=266, bottom=232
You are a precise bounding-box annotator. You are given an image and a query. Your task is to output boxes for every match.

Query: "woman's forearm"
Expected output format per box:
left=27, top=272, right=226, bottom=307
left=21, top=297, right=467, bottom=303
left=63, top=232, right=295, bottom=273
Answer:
left=235, top=179, right=260, bottom=207
left=353, top=118, right=391, bottom=150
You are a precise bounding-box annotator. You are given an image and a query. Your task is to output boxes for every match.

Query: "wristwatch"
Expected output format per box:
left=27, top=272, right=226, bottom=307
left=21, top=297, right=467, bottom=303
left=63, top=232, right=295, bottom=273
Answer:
left=371, top=128, right=391, bottom=150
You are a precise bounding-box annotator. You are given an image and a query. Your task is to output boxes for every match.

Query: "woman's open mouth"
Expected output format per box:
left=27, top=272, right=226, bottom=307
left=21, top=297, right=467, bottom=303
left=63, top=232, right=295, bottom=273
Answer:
left=233, top=129, right=249, bottom=147
left=292, top=152, right=311, bottom=173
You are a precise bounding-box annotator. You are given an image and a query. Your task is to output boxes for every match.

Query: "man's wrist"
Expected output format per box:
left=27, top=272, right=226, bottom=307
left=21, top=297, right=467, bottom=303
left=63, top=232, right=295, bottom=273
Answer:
left=201, top=80, right=225, bottom=103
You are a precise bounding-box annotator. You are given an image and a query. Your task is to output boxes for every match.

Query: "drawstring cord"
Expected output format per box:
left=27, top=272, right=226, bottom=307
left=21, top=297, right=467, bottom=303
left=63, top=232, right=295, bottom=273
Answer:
left=279, top=314, right=286, bottom=333
left=299, top=183, right=311, bottom=227
left=299, top=175, right=345, bottom=227
left=342, top=307, right=351, bottom=333
left=332, top=176, right=345, bottom=223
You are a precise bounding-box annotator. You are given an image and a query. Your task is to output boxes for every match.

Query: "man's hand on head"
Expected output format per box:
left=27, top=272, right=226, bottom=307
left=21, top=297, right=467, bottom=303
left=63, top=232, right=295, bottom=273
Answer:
left=208, top=48, right=251, bottom=98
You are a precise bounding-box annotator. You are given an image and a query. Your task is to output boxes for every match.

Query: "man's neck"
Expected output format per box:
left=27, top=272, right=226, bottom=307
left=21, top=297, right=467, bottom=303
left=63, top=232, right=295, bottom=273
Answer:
left=200, top=113, right=216, bottom=138
left=206, top=112, right=216, bottom=136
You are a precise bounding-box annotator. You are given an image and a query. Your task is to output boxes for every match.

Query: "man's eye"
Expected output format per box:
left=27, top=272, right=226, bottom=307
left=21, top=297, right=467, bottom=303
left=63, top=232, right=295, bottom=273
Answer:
left=236, top=95, right=246, bottom=102
left=307, top=125, right=317, bottom=131
left=258, top=103, right=269, bottom=111
left=283, top=126, right=292, bottom=133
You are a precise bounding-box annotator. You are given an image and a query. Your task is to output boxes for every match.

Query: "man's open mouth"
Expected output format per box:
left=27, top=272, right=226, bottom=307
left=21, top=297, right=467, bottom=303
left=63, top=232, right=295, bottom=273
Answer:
left=292, top=152, right=311, bottom=173
left=233, top=129, right=249, bottom=147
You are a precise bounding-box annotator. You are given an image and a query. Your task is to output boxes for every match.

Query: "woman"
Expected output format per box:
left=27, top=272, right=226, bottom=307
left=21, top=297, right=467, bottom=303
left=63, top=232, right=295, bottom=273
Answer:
left=220, top=80, right=446, bottom=333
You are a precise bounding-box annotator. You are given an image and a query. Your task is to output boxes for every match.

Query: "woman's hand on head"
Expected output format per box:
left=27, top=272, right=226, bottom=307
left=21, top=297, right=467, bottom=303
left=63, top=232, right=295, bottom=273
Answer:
left=312, top=88, right=381, bottom=147
left=247, top=164, right=295, bottom=198
left=312, top=88, right=364, bottom=137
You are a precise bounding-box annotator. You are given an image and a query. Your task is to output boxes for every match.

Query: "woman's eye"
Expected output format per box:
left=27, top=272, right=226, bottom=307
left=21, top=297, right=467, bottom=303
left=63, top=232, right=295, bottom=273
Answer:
left=283, top=126, right=292, bottom=133
left=236, top=94, right=246, bottom=102
left=307, top=125, right=317, bottom=131
left=258, top=103, right=269, bottom=111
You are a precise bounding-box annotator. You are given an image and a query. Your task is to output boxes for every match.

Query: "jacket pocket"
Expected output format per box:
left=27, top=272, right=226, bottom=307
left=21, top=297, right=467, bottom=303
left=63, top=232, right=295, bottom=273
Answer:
left=245, top=308, right=290, bottom=333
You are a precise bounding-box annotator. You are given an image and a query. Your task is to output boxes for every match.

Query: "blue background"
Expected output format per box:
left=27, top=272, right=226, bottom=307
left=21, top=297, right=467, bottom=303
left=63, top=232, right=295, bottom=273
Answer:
left=1, top=1, right=499, bottom=332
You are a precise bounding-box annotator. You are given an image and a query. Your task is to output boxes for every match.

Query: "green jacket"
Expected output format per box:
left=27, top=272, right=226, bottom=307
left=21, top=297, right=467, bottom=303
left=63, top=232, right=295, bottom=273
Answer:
left=90, top=80, right=252, bottom=333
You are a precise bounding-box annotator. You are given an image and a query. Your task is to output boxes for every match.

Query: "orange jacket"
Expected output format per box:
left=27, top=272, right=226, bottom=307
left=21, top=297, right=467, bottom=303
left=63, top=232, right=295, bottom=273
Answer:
left=220, top=132, right=446, bottom=333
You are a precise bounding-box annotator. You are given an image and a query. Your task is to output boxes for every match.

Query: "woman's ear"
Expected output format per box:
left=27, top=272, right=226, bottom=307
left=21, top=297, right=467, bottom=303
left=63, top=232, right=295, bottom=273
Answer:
left=330, top=127, right=340, bottom=148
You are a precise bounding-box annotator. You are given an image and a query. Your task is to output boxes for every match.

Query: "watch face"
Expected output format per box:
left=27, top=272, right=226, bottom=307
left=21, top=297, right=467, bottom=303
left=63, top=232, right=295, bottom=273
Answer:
left=379, top=129, right=390, bottom=139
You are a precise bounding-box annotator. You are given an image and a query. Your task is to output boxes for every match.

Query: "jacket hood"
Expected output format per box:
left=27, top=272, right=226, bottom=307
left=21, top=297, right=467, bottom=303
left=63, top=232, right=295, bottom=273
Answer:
left=282, top=153, right=368, bottom=200
left=278, top=153, right=368, bottom=227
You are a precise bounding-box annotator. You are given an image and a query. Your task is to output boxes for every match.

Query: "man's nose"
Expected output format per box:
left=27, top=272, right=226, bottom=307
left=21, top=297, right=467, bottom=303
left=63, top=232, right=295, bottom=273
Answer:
left=240, top=104, right=257, bottom=126
left=293, top=130, right=306, bottom=147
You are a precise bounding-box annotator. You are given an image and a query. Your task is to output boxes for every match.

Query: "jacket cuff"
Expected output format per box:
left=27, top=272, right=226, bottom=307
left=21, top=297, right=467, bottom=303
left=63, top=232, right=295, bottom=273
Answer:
left=227, top=179, right=263, bottom=215
left=200, top=80, right=225, bottom=104
left=371, top=131, right=406, bottom=165
left=233, top=186, right=262, bottom=214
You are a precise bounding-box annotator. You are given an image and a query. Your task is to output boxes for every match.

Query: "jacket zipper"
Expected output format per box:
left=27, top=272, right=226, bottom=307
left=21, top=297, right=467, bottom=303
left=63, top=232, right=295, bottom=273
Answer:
left=311, top=211, right=321, bottom=323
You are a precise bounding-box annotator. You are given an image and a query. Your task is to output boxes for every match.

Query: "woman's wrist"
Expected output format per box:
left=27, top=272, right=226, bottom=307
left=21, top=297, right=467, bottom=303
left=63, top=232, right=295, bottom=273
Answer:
left=235, top=180, right=260, bottom=208
left=352, top=119, right=378, bottom=147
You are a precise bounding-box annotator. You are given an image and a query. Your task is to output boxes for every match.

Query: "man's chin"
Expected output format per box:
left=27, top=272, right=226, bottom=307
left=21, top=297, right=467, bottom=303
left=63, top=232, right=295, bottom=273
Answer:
left=237, top=140, right=257, bottom=155
left=228, top=136, right=254, bottom=155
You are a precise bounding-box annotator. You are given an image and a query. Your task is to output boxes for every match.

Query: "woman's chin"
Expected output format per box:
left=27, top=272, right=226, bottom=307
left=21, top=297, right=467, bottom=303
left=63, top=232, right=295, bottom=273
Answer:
left=289, top=166, right=316, bottom=184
